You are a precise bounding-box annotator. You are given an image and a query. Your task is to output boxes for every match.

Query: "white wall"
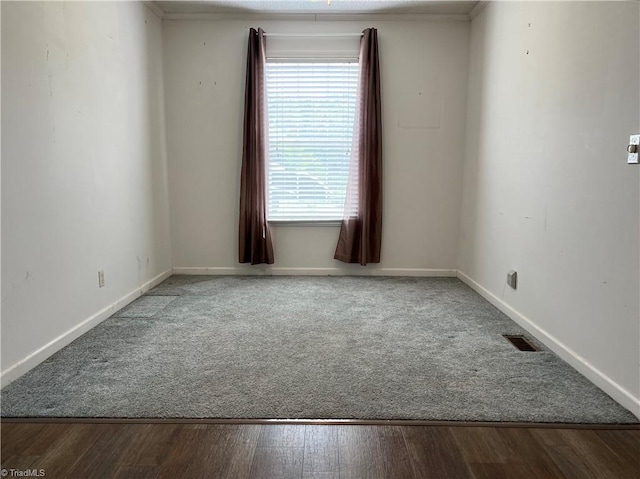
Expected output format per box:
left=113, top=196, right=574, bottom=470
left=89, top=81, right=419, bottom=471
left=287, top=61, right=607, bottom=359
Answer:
left=459, top=2, right=640, bottom=413
left=1, top=2, right=172, bottom=382
left=163, top=18, right=470, bottom=274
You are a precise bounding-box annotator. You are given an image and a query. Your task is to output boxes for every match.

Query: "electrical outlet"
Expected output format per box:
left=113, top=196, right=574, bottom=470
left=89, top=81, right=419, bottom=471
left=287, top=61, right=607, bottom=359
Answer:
left=507, top=270, right=517, bottom=289
left=628, top=134, right=639, bottom=164
left=98, top=270, right=105, bottom=288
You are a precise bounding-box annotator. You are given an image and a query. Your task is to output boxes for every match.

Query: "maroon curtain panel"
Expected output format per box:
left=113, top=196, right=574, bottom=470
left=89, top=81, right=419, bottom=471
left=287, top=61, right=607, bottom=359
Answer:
left=239, top=28, right=274, bottom=265
left=334, top=28, right=382, bottom=266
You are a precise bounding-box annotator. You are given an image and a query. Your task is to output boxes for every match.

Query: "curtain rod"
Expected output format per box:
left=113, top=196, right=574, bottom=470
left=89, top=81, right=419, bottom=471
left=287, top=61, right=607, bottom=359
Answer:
left=263, top=33, right=363, bottom=38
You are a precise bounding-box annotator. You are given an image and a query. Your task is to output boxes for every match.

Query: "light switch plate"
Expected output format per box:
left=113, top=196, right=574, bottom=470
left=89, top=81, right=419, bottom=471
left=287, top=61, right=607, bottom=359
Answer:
left=629, top=134, right=639, bottom=164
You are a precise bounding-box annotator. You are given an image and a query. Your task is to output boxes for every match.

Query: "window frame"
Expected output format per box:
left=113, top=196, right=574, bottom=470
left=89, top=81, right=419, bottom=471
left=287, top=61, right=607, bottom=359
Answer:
left=265, top=57, right=359, bottom=226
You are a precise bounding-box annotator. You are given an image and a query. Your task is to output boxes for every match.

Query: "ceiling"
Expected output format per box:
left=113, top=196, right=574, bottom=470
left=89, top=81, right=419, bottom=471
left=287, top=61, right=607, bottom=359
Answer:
left=154, top=1, right=480, bottom=15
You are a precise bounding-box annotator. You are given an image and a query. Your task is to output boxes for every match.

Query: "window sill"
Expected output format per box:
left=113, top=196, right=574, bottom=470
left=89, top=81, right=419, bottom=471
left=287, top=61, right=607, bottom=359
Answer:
left=268, top=220, right=342, bottom=227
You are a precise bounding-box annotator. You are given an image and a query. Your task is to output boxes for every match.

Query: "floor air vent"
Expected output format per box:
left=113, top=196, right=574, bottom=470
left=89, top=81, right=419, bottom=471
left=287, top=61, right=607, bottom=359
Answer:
left=503, top=335, right=538, bottom=352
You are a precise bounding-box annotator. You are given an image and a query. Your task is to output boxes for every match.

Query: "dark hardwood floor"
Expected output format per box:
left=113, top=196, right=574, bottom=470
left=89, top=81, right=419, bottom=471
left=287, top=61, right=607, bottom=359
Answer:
left=1, top=422, right=638, bottom=478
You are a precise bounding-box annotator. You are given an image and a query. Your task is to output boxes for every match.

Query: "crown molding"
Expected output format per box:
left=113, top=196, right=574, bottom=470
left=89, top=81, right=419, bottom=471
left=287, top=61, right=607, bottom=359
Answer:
left=468, top=1, right=489, bottom=20
left=163, top=13, right=315, bottom=21
left=316, top=13, right=470, bottom=22
left=162, top=12, right=471, bottom=22
left=143, top=1, right=165, bottom=19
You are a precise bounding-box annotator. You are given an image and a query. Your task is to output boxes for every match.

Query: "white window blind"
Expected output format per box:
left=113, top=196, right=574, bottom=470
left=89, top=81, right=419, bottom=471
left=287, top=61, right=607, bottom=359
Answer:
left=266, top=61, right=359, bottom=222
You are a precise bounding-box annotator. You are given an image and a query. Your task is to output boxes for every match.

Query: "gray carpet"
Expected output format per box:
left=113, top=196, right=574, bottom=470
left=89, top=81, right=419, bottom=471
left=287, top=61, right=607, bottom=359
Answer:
left=1, top=276, right=636, bottom=423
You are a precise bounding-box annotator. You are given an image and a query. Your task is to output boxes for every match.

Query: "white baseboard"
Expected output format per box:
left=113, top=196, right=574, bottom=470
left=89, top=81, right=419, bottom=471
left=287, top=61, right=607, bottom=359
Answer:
left=0, top=269, right=172, bottom=388
left=172, top=266, right=457, bottom=277
left=457, top=270, right=640, bottom=420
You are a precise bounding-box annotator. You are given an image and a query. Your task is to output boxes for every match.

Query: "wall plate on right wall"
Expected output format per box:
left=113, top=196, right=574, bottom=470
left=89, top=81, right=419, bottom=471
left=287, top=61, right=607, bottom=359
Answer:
left=628, top=134, right=639, bottom=164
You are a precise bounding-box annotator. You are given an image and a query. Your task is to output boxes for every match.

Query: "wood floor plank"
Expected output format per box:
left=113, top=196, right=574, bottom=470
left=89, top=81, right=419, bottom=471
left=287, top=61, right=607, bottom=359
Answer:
left=463, top=462, right=508, bottom=479
left=113, top=465, right=160, bottom=479
left=0, top=423, right=47, bottom=458
left=299, top=474, right=338, bottom=479
left=374, top=426, right=415, bottom=479
left=302, top=425, right=339, bottom=478
left=581, top=452, right=639, bottom=479
left=530, top=428, right=567, bottom=447
left=403, top=426, right=473, bottom=479
left=556, top=429, right=638, bottom=479
left=2, top=423, right=71, bottom=457
left=594, top=429, right=640, bottom=465
left=170, top=424, right=249, bottom=478
left=19, top=423, right=73, bottom=457
left=157, top=424, right=260, bottom=479
left=335, top=425, right=415, bottom=479
left=544, top=444, right=599, bottom=479
left=154, top=425, right=206, bottom=479
left=0, top=455, right=42, bottom=472
left=249, top=446, right=304, bottom=478
left=374, top=425, right=406, bottom=438
left=257, top=424, right=306, bottom=448
left=117, top=424, right=180, bottom=467
left=507, top=462, right=569, bottom=479
left=65, top=424, right=140, bottom=478
left=557, top=429, right=624, bottom=459
left=466, top=460, right=573, bottom=479
left=451, top=426, right=516, bottom=464
left=207, top=425, right=261, bottom=479
left=30, top=423, right=112, bottom=478
left=496, top=427, right=568, bottom=478
left=337, top=426, right=383, bottom=478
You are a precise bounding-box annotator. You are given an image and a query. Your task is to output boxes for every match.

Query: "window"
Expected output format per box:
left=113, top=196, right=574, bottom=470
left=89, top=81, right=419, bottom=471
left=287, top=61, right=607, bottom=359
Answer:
left=266, top=61, right=359, bottom=222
